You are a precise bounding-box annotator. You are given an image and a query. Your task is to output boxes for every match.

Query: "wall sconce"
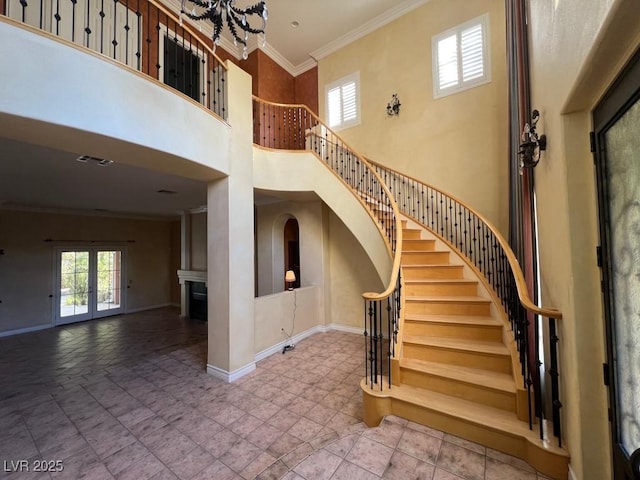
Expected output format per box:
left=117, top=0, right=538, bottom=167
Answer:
left=519, top=109, right=547, bottom=172
left=386, top=94, right=401, bottom=117
left=285, top=270, right=296, bottom=291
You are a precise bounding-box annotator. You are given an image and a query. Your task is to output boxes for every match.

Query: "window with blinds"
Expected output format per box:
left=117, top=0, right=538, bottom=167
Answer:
left=325, top=72, right=361, bottom=130
left=432, top=14, right=490, bottom=98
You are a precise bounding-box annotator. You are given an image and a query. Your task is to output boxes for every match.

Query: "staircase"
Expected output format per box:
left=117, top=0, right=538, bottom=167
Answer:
left=250, top=97, right=569, bottom=480
left=362, top=217, right=569, bottom=479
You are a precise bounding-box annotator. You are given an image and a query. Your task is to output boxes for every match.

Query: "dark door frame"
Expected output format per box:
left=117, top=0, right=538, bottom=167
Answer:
left=593, top=46, right=640, bottom=480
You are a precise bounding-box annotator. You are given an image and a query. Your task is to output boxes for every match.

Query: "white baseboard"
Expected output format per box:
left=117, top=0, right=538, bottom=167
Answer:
left=254, top=323, right=364, bottom=363
left=254, top=325, right=325, bottom=362
left=327, top=323, right=363, bottom=335
left=207, top=361, right=256, bottom=383
left=0, top=323, right=51, bottom=338
left=568, top=464, right=577, bottom=480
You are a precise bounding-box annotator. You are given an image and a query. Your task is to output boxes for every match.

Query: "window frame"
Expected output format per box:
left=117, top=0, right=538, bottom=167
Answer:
left=432, top=14, right=491, bottom=99
left=324, top=72, right=361, bottom=131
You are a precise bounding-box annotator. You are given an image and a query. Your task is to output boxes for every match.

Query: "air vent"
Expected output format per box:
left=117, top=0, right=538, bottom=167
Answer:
left=156, top=189, right=177, bottom=194
left=76, top=155, right=113, bottom=166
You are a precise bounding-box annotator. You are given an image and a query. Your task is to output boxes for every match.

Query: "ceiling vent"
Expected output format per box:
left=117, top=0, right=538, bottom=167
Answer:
left=76, top=155, right=113, bottom=166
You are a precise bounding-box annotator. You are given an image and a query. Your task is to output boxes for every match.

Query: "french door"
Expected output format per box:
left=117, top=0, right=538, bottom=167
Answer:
left=593, top=48, right=640, bottom=480
left=56, top=248, right=125, bottom=325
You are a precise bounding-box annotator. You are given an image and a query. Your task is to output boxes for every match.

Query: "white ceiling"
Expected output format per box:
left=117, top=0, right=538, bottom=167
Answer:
left=1, top=1, right=429, bottom=218
left=245, top=0, right=430, bottom=73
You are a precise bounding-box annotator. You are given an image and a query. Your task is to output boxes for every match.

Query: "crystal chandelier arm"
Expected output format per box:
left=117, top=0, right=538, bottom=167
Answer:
left=226, top=13, right=246, bottom=46
left=227, top=2, right=266, bottom=34
left=178, top=0, right=266, bottom=50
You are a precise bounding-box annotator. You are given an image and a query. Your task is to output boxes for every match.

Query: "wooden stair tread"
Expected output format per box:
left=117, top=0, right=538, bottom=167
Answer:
left=405, top=295, right=491, bottom=303
left=403, top=335, right=509, bottom=355
left=404, top=314, right=502, bottom=327
left=403, top=264, right=462, bottom=269
left=403, top=249, right=449, bottom=253
left=400, top=358, right=515, bottom=392
left=368, top=381, right=567, bottom=455
left=404, top=279, right=477, bottom=284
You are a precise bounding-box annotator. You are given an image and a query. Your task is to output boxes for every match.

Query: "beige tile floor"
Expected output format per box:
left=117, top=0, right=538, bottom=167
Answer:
left=0, top=308, right=552, bottom=480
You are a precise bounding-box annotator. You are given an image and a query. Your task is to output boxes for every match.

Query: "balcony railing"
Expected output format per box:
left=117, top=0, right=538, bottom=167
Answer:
left=1, top=0, right=227, bottom=119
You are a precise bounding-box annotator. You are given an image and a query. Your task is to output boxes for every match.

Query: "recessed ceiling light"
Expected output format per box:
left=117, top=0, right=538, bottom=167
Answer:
left=291, top=20, right=299, bottom=28
left=156, top=189, right=177, bottom=194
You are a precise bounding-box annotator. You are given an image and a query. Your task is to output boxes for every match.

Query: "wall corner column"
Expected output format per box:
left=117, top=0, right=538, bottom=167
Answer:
left=206, top=62, right=256, bottom=382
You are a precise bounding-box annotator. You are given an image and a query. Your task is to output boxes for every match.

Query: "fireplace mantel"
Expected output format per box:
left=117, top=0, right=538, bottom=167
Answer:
left=177, top=270, right=207, bottom=286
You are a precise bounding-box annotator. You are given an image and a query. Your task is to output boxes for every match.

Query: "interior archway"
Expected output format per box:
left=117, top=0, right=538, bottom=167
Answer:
left=283, top=218, right=300, bottom=290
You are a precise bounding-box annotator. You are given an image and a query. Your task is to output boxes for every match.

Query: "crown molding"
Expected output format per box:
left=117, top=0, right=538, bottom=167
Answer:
left=158, top=0, right=425, bottom=76
left=310, top=0, right=431, bottom=61
left=0, top=203, right=180, bottom=221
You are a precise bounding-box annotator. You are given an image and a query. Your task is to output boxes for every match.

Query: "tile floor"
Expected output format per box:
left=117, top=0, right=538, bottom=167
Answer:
left=0, top=307, right=552, bottom=480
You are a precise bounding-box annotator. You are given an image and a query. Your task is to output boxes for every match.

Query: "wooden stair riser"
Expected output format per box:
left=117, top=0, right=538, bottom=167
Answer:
left=399, top=368, right=517, bottom=412
left=403, top=265, right=464, bottom=280
left=402, top=251, right=451, bottom=265
left=402, top=343, right=512, bottom=374
left=404, top=320, right=503, bottom=342
left=404, top=281, right=478, bottom=297
left=361, top=386, right=569, bottom=480
left=402, top=229, right=422, bottom=240
left=402, top=239, right=436, bottom=251
left=405, top=299, right=491, bottom=316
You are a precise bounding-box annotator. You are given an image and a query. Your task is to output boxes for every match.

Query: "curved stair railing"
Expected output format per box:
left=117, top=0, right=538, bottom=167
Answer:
left=369, top=158, right=565, bottom=447
left=252, top=98, right=403, bottom=391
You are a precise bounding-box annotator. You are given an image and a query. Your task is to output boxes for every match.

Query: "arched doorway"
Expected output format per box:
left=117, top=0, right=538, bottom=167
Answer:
left=283, top=218, right=300, bottom=290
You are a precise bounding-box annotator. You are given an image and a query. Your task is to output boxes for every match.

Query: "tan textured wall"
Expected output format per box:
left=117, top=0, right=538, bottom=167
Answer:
left=528, top=0, right=640, bottom=478
left=294, top=67, right=319, bottom=114
left=317, top=0, right=509, bottom=234
left=190, top=212, right=207, bottom=271
left=254, top=286, right=321, bottom=354
left=328, top=211, right=384, bottom=329
left=255, top=201, right=326, bottom=299
left=169, top=220, right=180, bottom=305
left=0, top=210, right=175, bottom=334
left=239, top=50, right=318, bottom=111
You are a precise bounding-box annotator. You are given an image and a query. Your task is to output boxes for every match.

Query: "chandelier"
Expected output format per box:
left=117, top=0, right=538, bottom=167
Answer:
left=180, top=0, right=268, bottom=59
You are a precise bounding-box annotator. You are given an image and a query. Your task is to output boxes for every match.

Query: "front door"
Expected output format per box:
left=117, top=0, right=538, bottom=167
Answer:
left=593, top=48, right=640, bottom=480
left=57, top=249, right=125, bottom=325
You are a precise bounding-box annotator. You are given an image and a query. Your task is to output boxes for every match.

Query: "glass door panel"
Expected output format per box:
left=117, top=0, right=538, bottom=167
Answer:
left=594, top=48, right=640, bottom=478
left=59, top=251, right=91, bottom=322
left=605, top=97, right=640, bottom=459
left=96, top=251, right=123, bottom=315
left=56, top=248, right=125, bottom=325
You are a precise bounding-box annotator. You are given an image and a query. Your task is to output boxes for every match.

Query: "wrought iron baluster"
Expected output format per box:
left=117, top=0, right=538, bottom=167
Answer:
left=111, top=0, right=117, bottom=59
left=84, top=0, right=90, bottom=47
left=55, top=0, right=60, bottom=35
left=71, top=0, right=77, bottom=43
left=549, top=317, right=562, bottom=446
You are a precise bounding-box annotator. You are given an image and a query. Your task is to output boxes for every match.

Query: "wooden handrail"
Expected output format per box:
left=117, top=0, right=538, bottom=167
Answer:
left=366, top=156, right=562, bottom=320
left=252, top=96, right=403, bottom=303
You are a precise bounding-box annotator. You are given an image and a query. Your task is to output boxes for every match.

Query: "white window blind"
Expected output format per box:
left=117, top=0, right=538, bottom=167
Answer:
left=433, top=14, right=490, bottom=98
left=325, top=73, right=360, bottom=130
